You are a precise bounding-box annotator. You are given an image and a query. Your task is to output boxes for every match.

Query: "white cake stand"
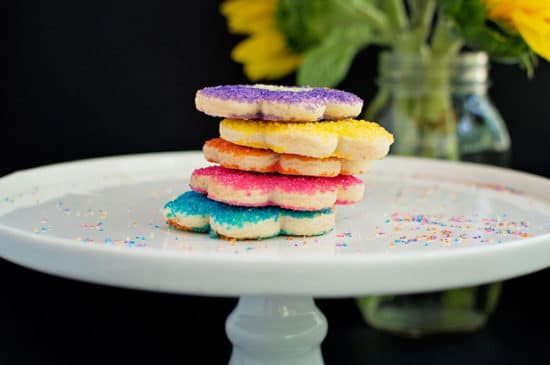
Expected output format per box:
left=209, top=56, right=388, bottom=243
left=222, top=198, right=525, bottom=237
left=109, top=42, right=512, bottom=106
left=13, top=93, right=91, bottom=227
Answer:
left=1, top=152, right=549, bottom=365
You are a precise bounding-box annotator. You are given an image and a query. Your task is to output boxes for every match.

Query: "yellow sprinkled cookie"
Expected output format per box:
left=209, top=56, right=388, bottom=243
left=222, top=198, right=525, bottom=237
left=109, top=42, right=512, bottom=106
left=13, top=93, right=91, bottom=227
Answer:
left=219, top=118, right=394, bottom=160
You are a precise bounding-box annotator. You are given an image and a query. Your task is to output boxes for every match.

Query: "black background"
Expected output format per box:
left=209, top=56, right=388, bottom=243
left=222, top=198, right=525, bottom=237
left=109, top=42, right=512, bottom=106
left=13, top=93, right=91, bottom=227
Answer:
left=2, top=1, right=549, bottom=364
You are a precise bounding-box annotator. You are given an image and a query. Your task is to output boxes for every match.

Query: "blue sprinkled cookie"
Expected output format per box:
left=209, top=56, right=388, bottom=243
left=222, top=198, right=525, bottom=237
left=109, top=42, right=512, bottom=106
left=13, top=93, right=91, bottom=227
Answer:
left=163, top=191, right=335, bottom=239
left=195, top=84, right=363, bottom=121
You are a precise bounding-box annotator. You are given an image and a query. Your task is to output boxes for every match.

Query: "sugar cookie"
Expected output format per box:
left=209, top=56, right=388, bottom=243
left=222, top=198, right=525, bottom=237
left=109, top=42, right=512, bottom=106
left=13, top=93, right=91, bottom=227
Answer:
left=190, top=166, right=364, bottom=211
left=203, top=138, right=369, bottom=177
left=195, top=84, right=363, bottom=121
left=164, top=191, right=335, bottom=239
left=220, top=118, right=394, bottom=160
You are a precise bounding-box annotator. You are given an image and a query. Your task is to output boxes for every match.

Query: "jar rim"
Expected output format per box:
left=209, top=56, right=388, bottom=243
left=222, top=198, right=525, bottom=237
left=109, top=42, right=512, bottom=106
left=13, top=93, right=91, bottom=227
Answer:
left=377, top=51, right=489, bottom=88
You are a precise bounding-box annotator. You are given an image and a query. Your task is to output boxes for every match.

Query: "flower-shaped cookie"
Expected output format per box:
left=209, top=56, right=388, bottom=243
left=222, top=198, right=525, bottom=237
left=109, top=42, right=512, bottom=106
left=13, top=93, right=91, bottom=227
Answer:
left=190, top=166, right=364, bottom=211
left=203, top=138, right=369, bottom=177
left=195, top=84, right=363, bottom=121
left=220, top=118, right=394, bottom=160
left=163, top=191, right=335, bottom=239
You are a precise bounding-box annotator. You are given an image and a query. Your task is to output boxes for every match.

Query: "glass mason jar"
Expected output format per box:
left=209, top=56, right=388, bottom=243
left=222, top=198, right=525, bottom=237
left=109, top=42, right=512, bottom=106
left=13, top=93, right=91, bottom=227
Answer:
left=452, top=52, right=510, bottom=166
left=357, top=51, right=508, bottom=337
left=365, top=51, right=510, bottom=161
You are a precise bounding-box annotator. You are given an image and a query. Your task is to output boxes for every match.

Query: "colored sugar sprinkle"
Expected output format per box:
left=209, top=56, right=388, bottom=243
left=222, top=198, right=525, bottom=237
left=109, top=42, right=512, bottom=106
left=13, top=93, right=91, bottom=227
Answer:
left=82, top=222, right=105, bottom=231
left=75, top=235, right=145, bottom=248
left=33, top=216, right=53, bottom=233
left=382, top=212, right=533, bottom=248
left=76, top=237, right=95, bottom=243
left=53, top=201, right=72, bottom=215
left=33, top=226, right=50, bottom=233
left=148, top=222, right=161, bottom=230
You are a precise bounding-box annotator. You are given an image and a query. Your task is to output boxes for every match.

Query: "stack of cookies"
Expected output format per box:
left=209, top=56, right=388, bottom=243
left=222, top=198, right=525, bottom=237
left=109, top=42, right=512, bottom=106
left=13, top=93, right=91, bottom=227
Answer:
left=163, top=85, right=393, bottom=240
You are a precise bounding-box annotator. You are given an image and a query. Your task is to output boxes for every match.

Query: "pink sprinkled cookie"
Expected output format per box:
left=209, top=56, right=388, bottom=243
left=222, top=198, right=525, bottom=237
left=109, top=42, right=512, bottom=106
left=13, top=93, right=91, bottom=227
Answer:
left=195, top=84, right=363, bottom=121
left=203, top=138, right=369, bottom=177
left=190, top=166, right=364, bottom=211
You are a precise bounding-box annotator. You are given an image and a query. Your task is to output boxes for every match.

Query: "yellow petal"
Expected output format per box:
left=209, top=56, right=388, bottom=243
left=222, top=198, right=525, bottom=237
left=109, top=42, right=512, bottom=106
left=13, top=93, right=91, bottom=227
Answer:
left=220, top=0, right=302, bottom=80
left=487, top=0, right=550, bottom=20
left=220, top=0, right=277, bottom=34
left=220, top=0, right=276, bottom=15
left=244, top=55, right=302, bottom=81
left=511, top=11, right=550, bottom=61
left=232, top=31, right=287, bottom=62
left=231, top=31, right=302, bottom=80
left=225, top=15, right=274, bottom=35
left=485, top=0, right=550, bottom=61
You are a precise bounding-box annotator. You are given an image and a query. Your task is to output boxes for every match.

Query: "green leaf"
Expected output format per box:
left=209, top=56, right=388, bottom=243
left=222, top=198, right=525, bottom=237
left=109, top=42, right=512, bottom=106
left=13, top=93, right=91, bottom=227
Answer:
left=276, top=0, right=390, bottom=53
left=297, top=27, right=370, bottom=87
left=439, top=0, right=465, bottom=18
left=276, top=0, right=333, bottom=52
left=465, top=27, right=530, bottom=59
left=441, top=0, right=534, bottom=70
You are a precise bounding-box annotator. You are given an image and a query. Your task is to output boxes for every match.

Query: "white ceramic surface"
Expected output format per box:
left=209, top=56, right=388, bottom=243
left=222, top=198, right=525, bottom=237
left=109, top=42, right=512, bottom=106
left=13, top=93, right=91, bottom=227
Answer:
left=1, top=152, right=549, bottom=297
left=2, top=152, right=550, bottom=365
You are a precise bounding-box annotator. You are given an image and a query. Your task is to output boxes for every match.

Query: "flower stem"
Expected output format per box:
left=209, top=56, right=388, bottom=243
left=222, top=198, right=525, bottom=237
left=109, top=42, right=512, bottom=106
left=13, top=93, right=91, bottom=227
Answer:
left=416, top=0, right=437, bottom=31
left=407, top=0, right=421, bottom=18
left=393, top=0, right=436, bottom=53
left=349, top=0, right=391, bottom=37
left=432, top=13, right=463, bottom=59
left=383, top=0, right=409, bottom=30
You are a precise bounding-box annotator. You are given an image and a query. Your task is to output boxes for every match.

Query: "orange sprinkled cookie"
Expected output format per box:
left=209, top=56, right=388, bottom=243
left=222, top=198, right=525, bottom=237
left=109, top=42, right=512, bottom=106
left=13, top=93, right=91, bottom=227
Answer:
left=203, top=138, right=369, bottom=177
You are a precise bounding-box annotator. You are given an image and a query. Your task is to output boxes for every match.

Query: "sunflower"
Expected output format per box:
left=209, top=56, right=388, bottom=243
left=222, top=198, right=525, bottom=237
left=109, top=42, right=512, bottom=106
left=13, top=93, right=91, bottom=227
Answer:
left=484, top=0, right=550, bottom=61
left=220, top=0, right=302, bottom=81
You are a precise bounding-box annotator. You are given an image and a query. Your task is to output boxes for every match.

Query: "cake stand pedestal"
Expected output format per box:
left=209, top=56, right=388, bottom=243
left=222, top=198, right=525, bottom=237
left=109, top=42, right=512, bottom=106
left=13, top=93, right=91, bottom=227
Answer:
left=227, top=296, right=326, bottom=365
left=1, top=152, right=549, bottom=365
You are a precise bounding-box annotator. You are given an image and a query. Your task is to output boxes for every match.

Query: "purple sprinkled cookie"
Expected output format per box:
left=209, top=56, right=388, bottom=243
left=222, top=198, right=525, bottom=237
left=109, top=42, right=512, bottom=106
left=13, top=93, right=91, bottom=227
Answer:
left=195, top=84, right=363, bottom=122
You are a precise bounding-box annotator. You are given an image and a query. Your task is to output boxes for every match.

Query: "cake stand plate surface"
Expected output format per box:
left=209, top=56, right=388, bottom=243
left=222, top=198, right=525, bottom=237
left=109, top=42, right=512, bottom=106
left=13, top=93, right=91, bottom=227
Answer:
left=1, top=152, right=549, bottom=365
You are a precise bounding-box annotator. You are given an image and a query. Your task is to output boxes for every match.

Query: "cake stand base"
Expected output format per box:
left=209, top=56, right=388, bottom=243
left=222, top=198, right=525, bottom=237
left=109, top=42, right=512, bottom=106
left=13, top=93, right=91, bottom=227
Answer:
left=226, top=296, right=327, bottom=365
